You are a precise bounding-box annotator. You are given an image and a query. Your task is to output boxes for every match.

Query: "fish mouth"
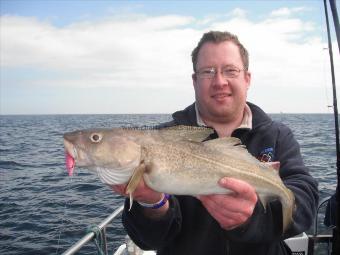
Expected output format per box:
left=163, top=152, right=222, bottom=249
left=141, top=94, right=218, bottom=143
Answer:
left=64, top=139, right=77, bottom=176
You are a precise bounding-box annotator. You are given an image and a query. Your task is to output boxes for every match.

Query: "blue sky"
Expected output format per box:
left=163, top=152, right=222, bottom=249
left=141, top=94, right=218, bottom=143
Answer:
left=1, top=0, right=339, bottom=114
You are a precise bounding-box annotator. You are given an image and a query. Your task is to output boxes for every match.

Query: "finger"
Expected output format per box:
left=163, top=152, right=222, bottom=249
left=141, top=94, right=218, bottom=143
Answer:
left=111, top=184, right=127, bottom=195
left=198, top=194, right=223, bottom=209
left=198, top=195, right=243, bottom=218
left=200, top=194, right=255, bottom=217
left=214, top=210, right=249, bottom=227
left=223, top=196, right=256, bottom=216
left=219, top=177, right=257, bottom=201
left=199, top=195, right=250, bottom=229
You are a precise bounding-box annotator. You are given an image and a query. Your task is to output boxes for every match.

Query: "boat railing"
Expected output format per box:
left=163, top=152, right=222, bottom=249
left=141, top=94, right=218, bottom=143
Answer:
left=61, top=198, right=335, bottom=255
left=61, top=205, right=124, bottom=255
left=313, top=197, right=333, bottom=236
left=308, top=197, right=334, bottom=255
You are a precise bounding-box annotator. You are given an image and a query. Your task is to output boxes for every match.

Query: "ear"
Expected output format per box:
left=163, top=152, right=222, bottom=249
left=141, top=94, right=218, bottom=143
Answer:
left=192, top=73, right=198, bottom=88
left=245, top=71, right=251, bottom=90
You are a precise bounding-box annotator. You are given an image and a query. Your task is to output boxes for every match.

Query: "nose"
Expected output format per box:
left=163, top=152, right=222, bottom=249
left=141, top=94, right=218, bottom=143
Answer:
left=212, top=70, right=228, bottom=88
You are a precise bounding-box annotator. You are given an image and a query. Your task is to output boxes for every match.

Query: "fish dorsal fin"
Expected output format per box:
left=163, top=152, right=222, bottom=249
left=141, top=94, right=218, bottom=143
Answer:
left=203, top=137, right=260, bottom=165
left=203, top=137, right=244, bottom=152
left=264, top=161, right=280, bottom=171
left=125, top=162, right=146, bottom=210
left=159, top=125, right=214, bottom=143
left=204, top=137, right=242, bottom=148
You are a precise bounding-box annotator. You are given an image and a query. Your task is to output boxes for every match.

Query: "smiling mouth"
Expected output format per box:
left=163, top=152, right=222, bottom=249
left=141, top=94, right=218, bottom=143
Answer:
left=212, top=93, right=231, bottom=99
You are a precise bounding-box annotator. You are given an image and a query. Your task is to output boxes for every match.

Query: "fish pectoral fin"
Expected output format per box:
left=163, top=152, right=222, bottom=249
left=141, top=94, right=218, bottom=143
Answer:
left=126, top=162, right=146, bottom=210
left=126, top=162, right=146, bottom=194
left=128, top=193, right=133, bottom=211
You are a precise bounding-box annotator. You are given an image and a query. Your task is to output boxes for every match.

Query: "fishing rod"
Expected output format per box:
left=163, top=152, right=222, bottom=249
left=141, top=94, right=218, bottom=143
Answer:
left=329, top=0, right=340, bottom=54
left=323, top=0, right=340, bottom=254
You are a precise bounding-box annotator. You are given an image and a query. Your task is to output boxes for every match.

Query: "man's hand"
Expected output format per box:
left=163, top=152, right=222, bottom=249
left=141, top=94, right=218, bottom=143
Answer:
left=111, top=178, right=169, bottom=217
left=197, top=177, right=258, bottom=230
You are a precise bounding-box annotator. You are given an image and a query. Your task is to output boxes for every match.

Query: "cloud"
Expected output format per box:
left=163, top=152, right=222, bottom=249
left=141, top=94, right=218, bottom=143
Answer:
left=195, top=11, right=339, bottom=93
left=1, top=7, right=338, bottom=94
left=1, top=14, right=198, bottom=88
left=229, top=8, right=247, bottom=18
left=270, top=7, right=307, bottom=17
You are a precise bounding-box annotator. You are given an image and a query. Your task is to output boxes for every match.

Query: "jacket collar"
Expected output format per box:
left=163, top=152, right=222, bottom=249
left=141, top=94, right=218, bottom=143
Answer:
left=194, top=103, right=252, bottom=129
left=172, top=101, right=271, bottom=131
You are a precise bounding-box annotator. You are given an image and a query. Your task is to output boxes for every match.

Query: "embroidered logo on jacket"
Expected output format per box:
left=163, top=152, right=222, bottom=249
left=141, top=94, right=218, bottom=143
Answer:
left=257, top=147, right=274, bottom=162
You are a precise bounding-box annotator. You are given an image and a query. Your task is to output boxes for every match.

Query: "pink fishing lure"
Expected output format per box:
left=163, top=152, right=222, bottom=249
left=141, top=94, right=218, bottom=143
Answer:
left=65, top=153, right=75, bottom=176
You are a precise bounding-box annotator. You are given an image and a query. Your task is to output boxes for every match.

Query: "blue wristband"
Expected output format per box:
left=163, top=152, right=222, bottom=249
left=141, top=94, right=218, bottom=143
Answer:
left=138, top=193, right=171, bottom=209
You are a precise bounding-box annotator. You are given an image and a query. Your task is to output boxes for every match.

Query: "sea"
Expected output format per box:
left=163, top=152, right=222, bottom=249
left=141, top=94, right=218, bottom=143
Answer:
left=0, top=114, right=337, bottom=255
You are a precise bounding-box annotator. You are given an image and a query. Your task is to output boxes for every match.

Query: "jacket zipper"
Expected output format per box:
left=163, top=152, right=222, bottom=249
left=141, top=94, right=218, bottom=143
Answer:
left=226, top=240, right=230, bottom=255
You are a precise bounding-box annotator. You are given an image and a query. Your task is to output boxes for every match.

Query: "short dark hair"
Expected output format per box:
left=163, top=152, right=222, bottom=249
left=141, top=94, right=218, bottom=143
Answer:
left=191, top=31, right=249, bottom=72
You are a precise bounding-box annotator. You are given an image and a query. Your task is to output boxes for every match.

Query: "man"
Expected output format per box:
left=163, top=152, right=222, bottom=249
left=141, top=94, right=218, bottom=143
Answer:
left=112, top=31, right=318, bottom=255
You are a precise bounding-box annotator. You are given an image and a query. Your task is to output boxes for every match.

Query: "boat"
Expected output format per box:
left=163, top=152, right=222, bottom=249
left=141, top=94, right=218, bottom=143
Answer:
left=61, top=0, right=340, bottom=254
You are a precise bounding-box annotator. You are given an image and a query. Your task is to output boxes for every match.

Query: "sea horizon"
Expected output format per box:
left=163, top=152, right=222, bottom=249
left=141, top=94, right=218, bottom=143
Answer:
left=0, top=112, right=337, bottom=116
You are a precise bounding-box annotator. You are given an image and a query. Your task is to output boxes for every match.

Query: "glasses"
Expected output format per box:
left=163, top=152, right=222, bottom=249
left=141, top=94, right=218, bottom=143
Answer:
left=195, top=66, right=245, bottom=79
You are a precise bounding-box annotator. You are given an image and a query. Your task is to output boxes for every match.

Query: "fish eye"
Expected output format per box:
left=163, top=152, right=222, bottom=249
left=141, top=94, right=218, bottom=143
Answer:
left=90, top=133, right=102, bottom=143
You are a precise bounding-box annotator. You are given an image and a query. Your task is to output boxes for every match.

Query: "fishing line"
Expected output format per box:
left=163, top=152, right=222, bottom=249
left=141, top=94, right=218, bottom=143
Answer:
left=41, top=117, right=74, bottom=255
left=55, top=174, right=75, bottom=255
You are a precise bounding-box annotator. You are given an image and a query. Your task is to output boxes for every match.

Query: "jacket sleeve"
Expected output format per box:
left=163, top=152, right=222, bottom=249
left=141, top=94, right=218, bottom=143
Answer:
left=278, top=124, right=319, bottom=238
left=122, top=196, right=182, bottom=250
left=225, top=123, right=319, bottom=243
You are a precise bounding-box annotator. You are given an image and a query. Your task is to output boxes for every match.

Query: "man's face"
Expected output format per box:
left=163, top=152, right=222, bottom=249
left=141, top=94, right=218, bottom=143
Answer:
left=192, top=41, right=251, bottom=122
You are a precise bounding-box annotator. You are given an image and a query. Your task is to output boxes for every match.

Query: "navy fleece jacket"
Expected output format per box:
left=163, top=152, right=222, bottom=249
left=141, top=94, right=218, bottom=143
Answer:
left=121, top=102, right=319, bottom=255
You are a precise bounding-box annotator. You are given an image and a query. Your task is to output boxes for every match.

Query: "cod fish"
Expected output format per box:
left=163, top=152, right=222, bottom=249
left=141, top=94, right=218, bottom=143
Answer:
left=63, top=126, right=295, bottom=232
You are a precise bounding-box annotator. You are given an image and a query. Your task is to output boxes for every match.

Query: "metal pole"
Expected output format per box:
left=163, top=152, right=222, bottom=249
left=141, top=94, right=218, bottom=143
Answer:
left=62, top=205, right=124, bottom=255
left=324, top=1, right=340, bottom=254
left=329, top=0, right=340, bottom=54
left=329, top=0, right=340, bottom=254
